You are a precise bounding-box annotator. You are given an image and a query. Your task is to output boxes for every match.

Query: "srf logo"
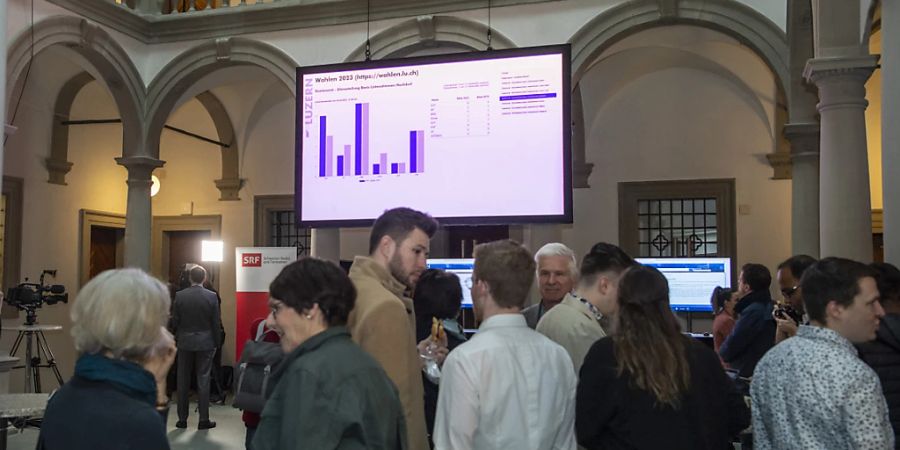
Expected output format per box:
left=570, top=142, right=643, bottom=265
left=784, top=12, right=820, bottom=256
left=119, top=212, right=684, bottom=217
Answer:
left=242, top=253, right=262, bottom=267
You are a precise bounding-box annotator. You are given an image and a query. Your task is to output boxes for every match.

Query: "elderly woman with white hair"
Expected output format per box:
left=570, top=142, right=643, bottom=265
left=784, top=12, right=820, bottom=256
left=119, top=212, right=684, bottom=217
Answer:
left=38, top=268, right=176, bottom=450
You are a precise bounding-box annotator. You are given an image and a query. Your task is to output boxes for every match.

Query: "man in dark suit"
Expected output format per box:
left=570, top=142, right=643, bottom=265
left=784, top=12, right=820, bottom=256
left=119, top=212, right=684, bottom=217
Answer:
left=171, top=264, right=220, bottom=430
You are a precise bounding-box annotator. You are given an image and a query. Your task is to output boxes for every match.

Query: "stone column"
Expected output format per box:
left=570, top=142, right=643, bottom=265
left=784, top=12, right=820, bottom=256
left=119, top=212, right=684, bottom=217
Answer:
left=784, top=0, right=821, bottom=257
left=0, top=1, right=7, bottom=181
left=883, top=1, right=900, bottom=265
left=116, top=156, right=165, bottom=270
left=784, top=123, right=820, bottom=257
left=311, top=228, right=340, bottom=263
left=804, top=56, right=878, bottom=261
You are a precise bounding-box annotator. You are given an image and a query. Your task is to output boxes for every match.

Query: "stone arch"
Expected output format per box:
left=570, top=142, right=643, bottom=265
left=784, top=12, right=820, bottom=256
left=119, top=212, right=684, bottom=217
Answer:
left=46, top=71, right=244, bottom=199
left=145, top=37, right=298, bottom=161
left=47, top=71, right=94, bottom=185
left=7, top=15, right=145, bottom=156
left=569, top=1, right=788, bottom=90
left=567, top=0, right=790, bottom=186
left=344, top=15, right=516, bottom=62
left=195, top=91, right=243, bottom=201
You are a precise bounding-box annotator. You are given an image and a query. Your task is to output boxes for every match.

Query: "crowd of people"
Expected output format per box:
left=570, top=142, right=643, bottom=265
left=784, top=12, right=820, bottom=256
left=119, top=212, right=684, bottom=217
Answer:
left=34, top=206, right=900, bottom=450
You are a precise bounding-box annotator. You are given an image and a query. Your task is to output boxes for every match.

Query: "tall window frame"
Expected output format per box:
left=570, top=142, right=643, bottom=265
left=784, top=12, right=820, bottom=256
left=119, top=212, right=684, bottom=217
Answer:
left=619, top=178, right=736, bottom=264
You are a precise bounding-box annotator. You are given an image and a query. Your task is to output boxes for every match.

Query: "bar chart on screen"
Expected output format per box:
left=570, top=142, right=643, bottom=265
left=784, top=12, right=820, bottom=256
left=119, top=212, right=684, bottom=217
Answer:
left=297, top=49, right=569, bottom=224
left=317, top=103, right=427, bottom=178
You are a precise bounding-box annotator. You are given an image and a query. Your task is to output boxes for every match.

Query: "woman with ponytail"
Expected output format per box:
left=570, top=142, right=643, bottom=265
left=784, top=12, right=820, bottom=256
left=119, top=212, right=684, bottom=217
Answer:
left=711, top=286, right=738, bottom=363
left=252, top=257, right=407, bottom=450
left=575, top=265, right=749, bottom=450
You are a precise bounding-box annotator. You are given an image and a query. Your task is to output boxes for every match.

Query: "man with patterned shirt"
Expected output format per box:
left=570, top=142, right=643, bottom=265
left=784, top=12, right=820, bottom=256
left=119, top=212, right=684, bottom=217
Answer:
left=751, top=257, right=894, bottom=449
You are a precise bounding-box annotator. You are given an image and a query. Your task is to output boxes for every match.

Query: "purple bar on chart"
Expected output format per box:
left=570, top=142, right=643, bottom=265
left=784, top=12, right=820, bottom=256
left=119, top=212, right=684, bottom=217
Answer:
left=337, top=156, right=344, bottom=176
left=325, top=136, right=334, bottom=177
left=398, top=163, right=406, bottom=174
left=319, top=117, right=326, bottom=177
left=380, top=153, right=388, bottom=173
left=409, top=131, right=417, bottom=173
left=362, top=103, right=370, bottom=175
left=416, top=131, right=424, bottom=173
left=391, top=163, right=399, bottom=174
left=343, top=145, right=351, bottom=177
left=354, top=104, right=362, bottom=175
left=373, top=164, right=380, bottom=175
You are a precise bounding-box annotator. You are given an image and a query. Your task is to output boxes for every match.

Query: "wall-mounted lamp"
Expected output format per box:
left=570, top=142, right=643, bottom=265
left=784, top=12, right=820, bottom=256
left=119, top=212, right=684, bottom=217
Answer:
left=201, top=240, right=224, bottom=262
left=151, top=175, right=161, bottom=197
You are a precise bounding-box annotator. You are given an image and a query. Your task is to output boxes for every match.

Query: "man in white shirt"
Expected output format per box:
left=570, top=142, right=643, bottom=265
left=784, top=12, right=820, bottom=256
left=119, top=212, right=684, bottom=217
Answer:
left=434, top=239, right=577, bottom=450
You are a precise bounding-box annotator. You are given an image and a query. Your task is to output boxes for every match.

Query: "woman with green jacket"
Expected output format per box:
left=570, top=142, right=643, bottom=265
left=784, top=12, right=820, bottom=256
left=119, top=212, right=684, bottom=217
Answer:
left=253, top=257, right=408, bottom=450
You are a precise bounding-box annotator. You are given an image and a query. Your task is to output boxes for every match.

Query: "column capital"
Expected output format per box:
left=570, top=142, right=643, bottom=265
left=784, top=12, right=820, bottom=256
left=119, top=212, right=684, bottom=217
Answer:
left=803, top=55, right=879, bottom=84
left=783, top=122, right=821, bottom=159
left=573, top=162, right=594, bottom=189
left=44, top=157, right=74, bottom=185
left=115, top=156, right=165, bottom=180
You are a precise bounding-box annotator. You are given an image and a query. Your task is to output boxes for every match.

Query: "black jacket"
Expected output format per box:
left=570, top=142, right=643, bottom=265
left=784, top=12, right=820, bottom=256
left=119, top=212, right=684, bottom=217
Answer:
left=38, top=376, right=168, bottom=450
left=576, top=337, right=749, bottom=450
left=171, top=284, right=221, bottom=351
left=719, top=290, right=776, bottom=378
left=857, top=313, right=900, bottom=448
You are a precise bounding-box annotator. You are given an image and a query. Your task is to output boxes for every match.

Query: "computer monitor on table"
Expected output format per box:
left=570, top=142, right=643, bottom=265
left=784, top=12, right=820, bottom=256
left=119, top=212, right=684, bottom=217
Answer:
left=636, top=257, right=732, bottom=312
left=425, top=258, right=475, bottom=309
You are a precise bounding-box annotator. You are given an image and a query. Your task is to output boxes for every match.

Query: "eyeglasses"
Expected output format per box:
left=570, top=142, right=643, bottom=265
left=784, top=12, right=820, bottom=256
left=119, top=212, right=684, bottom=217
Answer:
left=464, top=277, right=474, bottom=289
left=269, top=301, right=285, bottom=317
left=781, top=286, right=799, bottom=298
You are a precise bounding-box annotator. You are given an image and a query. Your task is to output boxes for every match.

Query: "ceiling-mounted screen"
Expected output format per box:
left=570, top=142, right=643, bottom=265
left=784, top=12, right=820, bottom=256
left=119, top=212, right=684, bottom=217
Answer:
left=296, top=45, right=572, bottom=227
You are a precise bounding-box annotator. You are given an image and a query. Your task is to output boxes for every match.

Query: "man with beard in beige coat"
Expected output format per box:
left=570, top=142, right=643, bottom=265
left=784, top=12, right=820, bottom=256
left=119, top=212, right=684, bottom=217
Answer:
left=348, top=207, right=443, bottom=450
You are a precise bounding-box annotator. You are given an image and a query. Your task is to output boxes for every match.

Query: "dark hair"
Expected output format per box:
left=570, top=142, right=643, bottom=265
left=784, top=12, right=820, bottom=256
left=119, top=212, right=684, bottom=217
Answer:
left=740, top=263, right=772, bottom=292
left=777, top=255, right=817, bottom=279
left=473, top=240, right=535, bottom=309
left=413, top=269, right=463, bottom=319
left=269, top=257, right=356, bottom=326
left=579, top=242, right=636, bottom=286
left=710, top=286, right=734, bottom=314
left=368, top=207, right=439, bottom=254
left=189, top=265, right=207, bottom=285
left=801, top=257, right=876, bottom=323
left=614, top=265, right=690, bottom=408
left=870, top=262, right=900, bottom=306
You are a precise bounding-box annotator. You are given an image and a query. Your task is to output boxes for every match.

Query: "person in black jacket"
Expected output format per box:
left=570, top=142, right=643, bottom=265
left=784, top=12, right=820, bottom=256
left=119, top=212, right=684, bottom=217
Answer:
left=171, top=265, right=222, bottom=430
left=412, top=268, right=467, bottom=445
left=719, top=263, right=776, bottom=378
left=857, top=261, right=900, bottom=448
left=576, top=265, right=749, bottom=450
left=39, top=269, right=175, bottom=450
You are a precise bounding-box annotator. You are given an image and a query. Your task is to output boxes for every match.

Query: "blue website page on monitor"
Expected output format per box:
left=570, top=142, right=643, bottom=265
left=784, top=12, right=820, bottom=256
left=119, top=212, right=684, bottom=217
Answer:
left=636, top=257, right=731, bottom=312
left=426, top=258, right=475, bottom=308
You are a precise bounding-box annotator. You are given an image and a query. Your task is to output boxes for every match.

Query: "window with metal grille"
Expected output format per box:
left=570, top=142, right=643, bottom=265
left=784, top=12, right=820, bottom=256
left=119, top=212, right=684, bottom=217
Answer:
left=637, top=198, right=718, bottom=257
left=269, top=210, right=311, bottom=258
left=619, top=179, right=736, bottom=261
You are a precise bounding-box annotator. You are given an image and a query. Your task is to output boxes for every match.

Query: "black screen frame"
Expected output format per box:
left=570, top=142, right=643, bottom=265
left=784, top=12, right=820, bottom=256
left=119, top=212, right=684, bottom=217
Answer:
left=295, top=44, right=573, bottom=228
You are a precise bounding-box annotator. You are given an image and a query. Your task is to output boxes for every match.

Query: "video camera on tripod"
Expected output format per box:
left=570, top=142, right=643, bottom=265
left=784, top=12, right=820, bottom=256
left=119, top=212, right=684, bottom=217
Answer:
left=5, top=269, right=68, bottom=325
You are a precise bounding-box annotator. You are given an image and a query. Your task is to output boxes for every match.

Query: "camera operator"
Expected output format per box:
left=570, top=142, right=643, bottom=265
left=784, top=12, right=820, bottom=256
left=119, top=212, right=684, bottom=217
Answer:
left=773, top=255, right=817, bottom=344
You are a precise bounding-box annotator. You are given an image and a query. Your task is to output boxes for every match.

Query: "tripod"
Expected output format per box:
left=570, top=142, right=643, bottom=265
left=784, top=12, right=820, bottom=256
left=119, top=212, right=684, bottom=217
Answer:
left=7, top=324, right=65, bottom=393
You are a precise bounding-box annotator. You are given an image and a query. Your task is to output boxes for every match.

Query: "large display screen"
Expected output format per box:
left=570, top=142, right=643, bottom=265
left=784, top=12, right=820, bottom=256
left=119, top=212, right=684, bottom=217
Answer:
left=637, top=257, right=732, bottom=312
left=296, top=45, right=572, bottom=227
left=426, top=258, right=475, bottom=309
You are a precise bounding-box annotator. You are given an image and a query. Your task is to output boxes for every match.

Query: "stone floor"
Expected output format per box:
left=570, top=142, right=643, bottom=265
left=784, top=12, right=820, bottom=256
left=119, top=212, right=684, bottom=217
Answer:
left=6, top=400, right=249, bottom=450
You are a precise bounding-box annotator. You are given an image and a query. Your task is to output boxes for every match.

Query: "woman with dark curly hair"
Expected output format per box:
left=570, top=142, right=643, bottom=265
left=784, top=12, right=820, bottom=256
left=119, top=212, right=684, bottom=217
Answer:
left=253, top=257, right=407, bottom=450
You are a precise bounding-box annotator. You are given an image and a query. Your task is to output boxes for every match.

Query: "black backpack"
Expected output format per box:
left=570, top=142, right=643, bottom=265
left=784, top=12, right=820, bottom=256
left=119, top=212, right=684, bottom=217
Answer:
left=232, top=325, right=283, bottom=413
